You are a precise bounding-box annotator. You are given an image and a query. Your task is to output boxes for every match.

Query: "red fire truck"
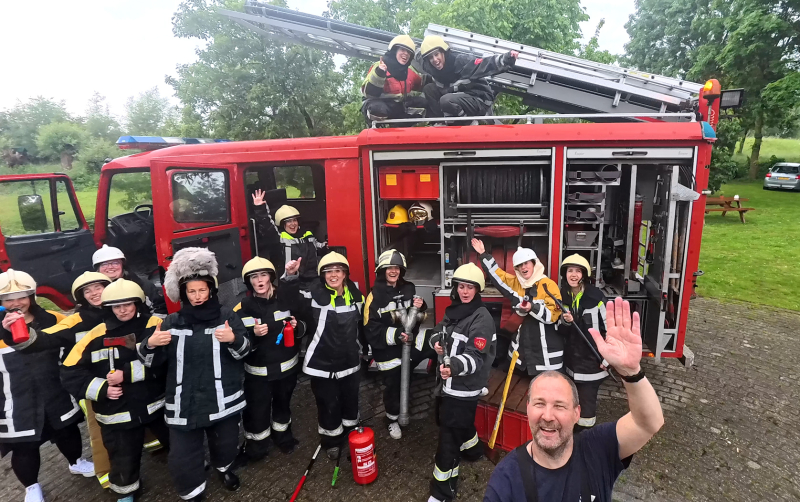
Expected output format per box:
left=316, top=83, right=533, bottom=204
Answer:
left=0, top=5, right=743, bottom=451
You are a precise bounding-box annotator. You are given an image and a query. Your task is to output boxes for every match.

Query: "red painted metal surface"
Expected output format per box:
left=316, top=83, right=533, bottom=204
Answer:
left=378, top=166, right=439, bottom=200
left=475, top=403, right=532, bottom=452
left=325, top=159, right=366, bottom=291
left=36, top=285, right=74, bottom=310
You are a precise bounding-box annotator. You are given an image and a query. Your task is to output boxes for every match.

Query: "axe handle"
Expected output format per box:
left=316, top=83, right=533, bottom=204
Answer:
left=489, top=351, right=518, bottom=449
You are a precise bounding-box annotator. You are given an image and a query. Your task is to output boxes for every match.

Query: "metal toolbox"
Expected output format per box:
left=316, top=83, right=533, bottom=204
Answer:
left=565, top=230, right=599, bottom=247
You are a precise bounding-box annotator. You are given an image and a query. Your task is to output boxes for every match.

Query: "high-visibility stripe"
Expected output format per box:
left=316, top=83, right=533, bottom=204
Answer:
left=86, top=378, right=105, bottom=401
left=460, top=433, right=479, bottom=451
left=208, top=400, right=246, bottom=421
left=272, top=419, right=291, bottom=432
left=180, top=482, right=206, bottom=500
left=281, top=354, right=299, bottom=372
left=578, top=416, right=596, bottom=427
left=109, top=479, right=140, bottom=494
left=415, top=329, right=426, bottom=351
left=386, top=327, right=398, bottom=346
left=96, top=411, right=132, bottom=424
left=147, top=399, right=165, bottom=414
left=241, top=317, right=257, bottom=327
left=376, top=358, right=401, bottom=371
left=385, top=412, right=399, bottom=421
left=342, top=416, right=360, bottom=427
left=60, top=398, right=80, bottom=422
left=274, top=310, right=291, bottom=321
left=130, top=361, right=146, bottom=382
left=318, top=424, right=343, bottom=436
left=245, top=428, right=271, bottom=440
left=566, top=367, right=608, bottom=381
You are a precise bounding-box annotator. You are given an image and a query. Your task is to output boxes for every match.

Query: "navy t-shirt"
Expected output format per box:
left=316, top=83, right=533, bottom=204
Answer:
left=483, top=421, right=631, bottom=502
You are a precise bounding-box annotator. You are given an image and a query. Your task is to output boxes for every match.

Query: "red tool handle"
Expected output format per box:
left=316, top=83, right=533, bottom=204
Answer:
left=10, top=316, right=29, bottom=344
left=289, top=476, right=306, bottom=502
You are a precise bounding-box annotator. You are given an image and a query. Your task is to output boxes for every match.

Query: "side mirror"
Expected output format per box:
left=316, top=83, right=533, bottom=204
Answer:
left=18, top=194, right=48, bottom=232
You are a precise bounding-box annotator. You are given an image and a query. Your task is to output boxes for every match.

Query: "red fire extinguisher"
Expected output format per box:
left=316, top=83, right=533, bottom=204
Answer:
left=8, top=309, right=29, bottom=344
left=282, top=321, right=295, bottom=348
left=348, top=427, right=378, bottom=485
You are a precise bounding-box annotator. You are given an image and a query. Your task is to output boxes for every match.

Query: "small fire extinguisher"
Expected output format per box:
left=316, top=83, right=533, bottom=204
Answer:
left=348, top=427, right=378, bottom=485
left=282, top=321, right=295, bottom=348
left=8, top=308, right=29, bottom=344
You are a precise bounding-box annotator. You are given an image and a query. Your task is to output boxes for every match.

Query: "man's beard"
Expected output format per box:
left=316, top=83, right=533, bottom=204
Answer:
left=531, top=420, right=572, bottom=459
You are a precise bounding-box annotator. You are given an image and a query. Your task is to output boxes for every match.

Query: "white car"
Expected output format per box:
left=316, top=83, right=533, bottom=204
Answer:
left=764, top=162, right=800, bottom=190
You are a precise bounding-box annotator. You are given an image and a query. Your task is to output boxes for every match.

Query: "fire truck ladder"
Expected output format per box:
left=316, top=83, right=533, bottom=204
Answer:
left=220, top=1, right=704, bottom=120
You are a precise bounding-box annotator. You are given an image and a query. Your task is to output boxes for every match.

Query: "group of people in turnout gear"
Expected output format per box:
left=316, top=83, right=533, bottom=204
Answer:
left=0, top=191, right=612, bottom=502
left=362, top=34, right=519, bottom=126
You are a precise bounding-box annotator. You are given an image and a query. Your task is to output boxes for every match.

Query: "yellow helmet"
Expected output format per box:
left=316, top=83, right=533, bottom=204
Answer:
left=0, top=269, right=36, bottom=300
left=242, top=257, right=276, bottom=281
left=275, top=205, right=300, bottom=226
left=318, top=252, right=350, bottom=275
left=421, top=35, right=449, bottom=58
left=386, top=204, right=409, bottom=224
left=452, top=263, right=485, bottom=291
left=101, top=279, right=145, bottom=306
left=389, top=35, right=416, bottom=53
left=561, top=254, right=592, bottom=278
left=72, top=272, right=111, bottom=303
left=376, top=249, right=406, bottom=273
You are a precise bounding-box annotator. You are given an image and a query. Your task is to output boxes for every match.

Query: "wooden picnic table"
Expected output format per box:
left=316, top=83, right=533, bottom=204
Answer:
left=705, top=196, right=755, bottom=223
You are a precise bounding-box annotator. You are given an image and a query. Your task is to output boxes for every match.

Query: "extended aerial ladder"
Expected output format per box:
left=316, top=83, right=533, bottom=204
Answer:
left=219, top=1, right=724, bottom=121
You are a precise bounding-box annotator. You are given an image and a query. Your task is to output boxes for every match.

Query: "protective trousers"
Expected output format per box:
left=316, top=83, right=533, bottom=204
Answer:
left=7, top=421, right=83, bottom=488
left=423, top=83, right=490, bottom=119
left=363, top=97, right=428, bottom=125
left=242, top=373, right=298, bottom=458
left=429, top=397, right=482, bottom=502
left=100, top=416, right=171, bottom=496
left=575, top=378, right=605, bottom=427
left=168, top=414, right=240, bottom=500
left=310, top=372, right=360, bottom=449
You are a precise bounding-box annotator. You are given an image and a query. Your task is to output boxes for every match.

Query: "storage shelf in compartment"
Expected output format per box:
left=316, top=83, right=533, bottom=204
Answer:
left=383, top=222, right=440, bottom=229
left=445, top=231, right=548, bottom=237
left=563, top=246, right=599, bottom=250
left=565, top=202, right=604, bottom=206
left=567, top=180, right=621, bottom=186
left=404, top=255, right=442, bottom=286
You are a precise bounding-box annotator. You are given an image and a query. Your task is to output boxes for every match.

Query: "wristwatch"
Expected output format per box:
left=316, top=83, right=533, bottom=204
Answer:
left=621, top=367, right=646, bottom=383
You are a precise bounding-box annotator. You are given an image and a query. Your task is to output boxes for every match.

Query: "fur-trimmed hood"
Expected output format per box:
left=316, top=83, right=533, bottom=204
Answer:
left=164, top=247, right=219, bottom=302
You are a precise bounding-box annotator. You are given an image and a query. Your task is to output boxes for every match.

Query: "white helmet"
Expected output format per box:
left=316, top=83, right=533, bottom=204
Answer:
left=92, top=245, right=126, bottom=267
left=408, top=202, right=434, bottom=223
left=512, top=247, right=537, bottom=267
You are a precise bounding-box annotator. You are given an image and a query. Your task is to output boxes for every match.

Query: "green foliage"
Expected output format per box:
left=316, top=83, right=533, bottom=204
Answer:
left=167, top=0, right=349, bottom=140
left=708, top=116, right=743, bottom=192
left=84, top=92, right=122, bottom=141
left=124, top=87, right=175, bottom=136
left=73, top=138, right=120, bottom=175
left=1, top=97, right=71, bottom=158
left=35, top=122, right=88, bottom=162
left=577, top=20, right=617, bottom=65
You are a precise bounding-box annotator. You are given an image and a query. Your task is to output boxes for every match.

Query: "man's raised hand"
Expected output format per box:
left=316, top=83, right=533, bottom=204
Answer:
left=588, top=297, right=642, bottom=376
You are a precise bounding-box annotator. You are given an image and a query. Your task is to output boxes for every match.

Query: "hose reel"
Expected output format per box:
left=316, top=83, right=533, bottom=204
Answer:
left=456, top=167, right=545, bottom=205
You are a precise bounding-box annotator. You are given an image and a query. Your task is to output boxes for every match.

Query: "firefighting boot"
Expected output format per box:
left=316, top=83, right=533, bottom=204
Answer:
left=326, top=447, right=340, bottom=461
left=219, top=470, right=240, bottom=491
left=278, top=437, right=300, bottom=455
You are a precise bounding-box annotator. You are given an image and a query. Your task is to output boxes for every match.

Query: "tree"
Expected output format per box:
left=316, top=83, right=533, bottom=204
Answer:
left=36, top=122, right=88, bottom=169
left=0, top=97, right=70, bottom=158
left=167, top=0, right=349, bottom=140
left=124, top=87, right=174, bottom=136
left=624, top=0, right=800, bottom=178
left=84, top=92, right=122, bottom=141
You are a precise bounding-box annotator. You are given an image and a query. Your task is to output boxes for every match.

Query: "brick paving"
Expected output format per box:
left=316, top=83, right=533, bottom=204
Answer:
left=2, top=297, right=799, bottom=501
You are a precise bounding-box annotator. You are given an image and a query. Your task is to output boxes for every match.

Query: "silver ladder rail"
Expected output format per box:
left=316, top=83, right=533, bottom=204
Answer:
left=221, top=1, right=703, bottom=119
left=371, top=113, right=698, bottom=127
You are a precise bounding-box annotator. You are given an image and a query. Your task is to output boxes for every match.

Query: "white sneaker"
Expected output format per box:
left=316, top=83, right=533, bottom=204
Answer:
left=25, top=483, right=44, bottom=502
left=68, top=458, right=95, bottom=477
left=388, top=422, right=402, bottom=440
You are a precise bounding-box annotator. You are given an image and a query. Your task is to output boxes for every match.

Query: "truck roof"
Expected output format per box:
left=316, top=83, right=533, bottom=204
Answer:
left=105, top=121, right=712, bottom=171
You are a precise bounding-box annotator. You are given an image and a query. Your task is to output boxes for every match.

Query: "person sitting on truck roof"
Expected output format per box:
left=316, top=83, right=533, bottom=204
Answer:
left=93, top=245, right=167, bottom=315
left=362, top=35, right=428, bottom=127
left=471, top=239, right=563, bottom=376
left=559, top=254, right=609, bottom=431
left=420, top=35, right=518, bottom=124
left=484, top=298, right=664, bottom=502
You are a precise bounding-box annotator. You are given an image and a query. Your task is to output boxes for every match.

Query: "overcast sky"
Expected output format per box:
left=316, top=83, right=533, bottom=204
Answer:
left=0, top=0, right=635, bottom=119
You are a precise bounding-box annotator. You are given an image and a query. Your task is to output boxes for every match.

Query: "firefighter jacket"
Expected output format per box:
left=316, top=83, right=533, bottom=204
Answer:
left=253, top=204, right=328, bottom=284
left=298, top=275, right=365, bottom=379
left=479, top=252, right=563, bottom=374
left=362, top=62, right=424, bottom=103
left=421, top=51, right=515, bottom=105
left=428, top=301, right=496, bottom=400
left=61, top=315, right=166, bottom=430
left=0, top=308, right=83, bottom=443
left=233, top=282, right=306, bottom=382
left=0, top=304, right=105, bottom=360
left=363, top=278, right=427, bottom=370
left=138, top=307, right=250, bottom=430
left=559, top=284, right=609, bottom=381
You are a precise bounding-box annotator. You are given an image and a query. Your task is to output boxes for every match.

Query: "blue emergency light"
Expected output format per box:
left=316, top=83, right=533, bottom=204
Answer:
left=116, top=136, right=231, bottom=150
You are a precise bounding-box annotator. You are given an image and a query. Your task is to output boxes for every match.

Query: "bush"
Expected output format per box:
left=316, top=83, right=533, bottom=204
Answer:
left=74, top=138, right=120, bottom=175
left=755, top=155, right=785, bottom=178
left=707, top=117, right=743, bottom=192
left=35, top=122, right=88, bottom=163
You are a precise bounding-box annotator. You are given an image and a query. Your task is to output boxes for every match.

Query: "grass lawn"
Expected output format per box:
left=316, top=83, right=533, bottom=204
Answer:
left=734, top=137, right=800, bottom=164
left=698, top=180, right=800, bottom=311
